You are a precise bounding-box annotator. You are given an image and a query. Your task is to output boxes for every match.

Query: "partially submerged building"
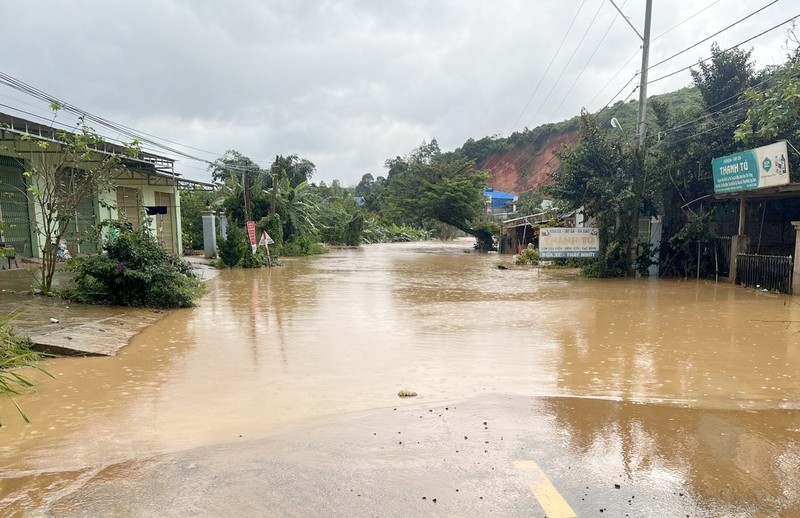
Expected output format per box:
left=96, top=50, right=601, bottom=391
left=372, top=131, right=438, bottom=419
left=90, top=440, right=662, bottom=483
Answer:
left=0, top=112, right=210, bottom=260
left=484, top=188, right=517, bottom=219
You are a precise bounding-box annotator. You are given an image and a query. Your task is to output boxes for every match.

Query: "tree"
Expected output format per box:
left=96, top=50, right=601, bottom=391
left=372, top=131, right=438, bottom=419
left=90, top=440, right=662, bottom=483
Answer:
left=267, top=178, right=322, bottom=242
left=208, top=150, right=264, bottom=184
left=272, top=154, right=316, bottom=188
left=11, top=107, right=135, bottom=292
left=646, top=44, right=756, bottom=276
left=209, top=150, right=266, bottom=221
left=383, top=140, right=495, bottom=250
left=548, top=112, right=644, bottom=276
left=180, top=189, right=221, bottom=251
left=355, top=173, right=375, bottom=197
left=735, top=61, right=800, bottom=154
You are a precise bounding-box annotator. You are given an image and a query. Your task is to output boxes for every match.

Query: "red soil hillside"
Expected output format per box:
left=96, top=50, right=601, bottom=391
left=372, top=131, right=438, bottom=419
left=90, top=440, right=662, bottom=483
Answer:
left=482, top=130, right=577, bottom=194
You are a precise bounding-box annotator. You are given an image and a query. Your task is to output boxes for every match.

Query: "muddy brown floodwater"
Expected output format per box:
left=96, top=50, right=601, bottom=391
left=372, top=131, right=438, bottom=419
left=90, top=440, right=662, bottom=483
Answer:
left=2, top=238, right=800, bottom=516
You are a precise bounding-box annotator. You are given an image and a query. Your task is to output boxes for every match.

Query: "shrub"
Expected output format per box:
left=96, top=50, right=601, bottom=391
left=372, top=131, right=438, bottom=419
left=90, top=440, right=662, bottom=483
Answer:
left=217, top=224, right=246, bottom=267
left=282, top=234, right=326, bottom=256
left=66, top=221, right=206, bottom=308
left=515, top=245, right=540, bottom=265
left=1, top=311, right=52, bottom=423
left=241, top=248, right=271, bottom=268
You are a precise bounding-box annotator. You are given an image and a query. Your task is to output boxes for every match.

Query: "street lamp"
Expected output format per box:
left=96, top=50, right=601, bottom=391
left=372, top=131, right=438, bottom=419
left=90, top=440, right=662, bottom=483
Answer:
left=610, top=117, right=626, bottom=140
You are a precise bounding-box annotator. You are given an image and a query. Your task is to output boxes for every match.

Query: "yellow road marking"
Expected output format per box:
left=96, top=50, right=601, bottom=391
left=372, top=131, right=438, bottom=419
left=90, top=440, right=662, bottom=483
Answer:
left=514, top=460, right=577, bottom=518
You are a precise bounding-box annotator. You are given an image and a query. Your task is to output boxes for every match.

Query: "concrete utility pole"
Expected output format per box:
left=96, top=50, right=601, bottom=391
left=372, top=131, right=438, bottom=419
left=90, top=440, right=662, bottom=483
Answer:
left=243, top=168, right=252, bottom=222
left=627, top=0, right=653, bottom=276
left=270, top=155, right=280, bottom=216
left=610, top=0, right=654, bottom=275
left=636, top=0, right=653, bottom=147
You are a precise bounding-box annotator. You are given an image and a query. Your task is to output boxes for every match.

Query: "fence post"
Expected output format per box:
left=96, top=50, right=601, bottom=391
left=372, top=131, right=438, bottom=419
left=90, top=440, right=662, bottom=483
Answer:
left=791, top=222, right=800, bottom=295
left=730, top=235, right=750, bottom=285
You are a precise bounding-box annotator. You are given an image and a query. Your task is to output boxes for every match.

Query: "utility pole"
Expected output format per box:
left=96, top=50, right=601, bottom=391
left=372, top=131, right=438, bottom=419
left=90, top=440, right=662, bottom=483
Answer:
left=270, top=155, right=280, bottom=216
left=243, top=168, right=252, bottom=222
left=636, top=0, right=653, bottom=147
left=617, top=0, right=653, bottom=276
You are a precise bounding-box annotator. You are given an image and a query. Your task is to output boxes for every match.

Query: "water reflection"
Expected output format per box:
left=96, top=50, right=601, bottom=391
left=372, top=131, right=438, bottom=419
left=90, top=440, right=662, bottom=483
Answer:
left=541, top=396, right=800, bottom=516
left=1, top=239, right=799, bottom=511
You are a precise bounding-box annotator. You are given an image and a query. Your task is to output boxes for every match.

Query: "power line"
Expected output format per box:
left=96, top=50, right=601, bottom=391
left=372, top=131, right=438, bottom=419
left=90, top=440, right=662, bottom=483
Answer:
left=480, top=0, right=591, bottom=170
left=489, top=0, right=610, bottom=174
left=548, top=0, right=627, bottom=118
left=651, top=0, right=721, bottom=42
left=525, top=0, right=607, bottom=129
left=0, top=70, right=278, bottom=178
left=583, top=0, right=729, bottom=113
left=0, top=71, right=220, bottom=166
left=646, top=0, right=780, bottom=72
left=648, top=13, right=800, bottom=85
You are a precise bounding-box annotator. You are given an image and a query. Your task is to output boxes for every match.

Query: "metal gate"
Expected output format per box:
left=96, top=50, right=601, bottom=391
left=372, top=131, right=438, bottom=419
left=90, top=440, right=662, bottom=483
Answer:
left=0, top=155, right=33, bottom=257
left=154, top=191, right=174, bottom=253
left=63, top=195, right=97, bottom=256
left=736, top=253, right=793, bottom=293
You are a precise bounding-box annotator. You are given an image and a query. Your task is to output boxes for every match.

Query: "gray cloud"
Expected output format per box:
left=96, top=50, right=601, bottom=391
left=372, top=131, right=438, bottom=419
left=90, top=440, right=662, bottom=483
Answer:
left=1, top=0, right=791, bottom=185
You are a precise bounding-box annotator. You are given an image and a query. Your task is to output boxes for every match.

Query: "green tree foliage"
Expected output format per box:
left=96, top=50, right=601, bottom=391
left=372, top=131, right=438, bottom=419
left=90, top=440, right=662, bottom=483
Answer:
left=6, top=108, right=136, bottom=292
left=548, top=112, right=647, bottom=277
left=383, top=140, right=496, bottom=250
left=272, top=154, right=316, bottom=188
left=217, top=150, right=326, bottom=257
left=67, top=221, right=206, bottom=308
left=319, top=197, right=365, bottom=246
left=209, top=149, right=264, bottom=184
left=354, top=173, right=388, bottom=212
left=650, top=44, right=756, bottom=276
left=217, top=224, right=247, bottom=267
left=180, top=190, right=220, bottom=251
left=354, top=173, right=374, bottom=197
left=0, top=312, right=51, bottom=424
left=736, top=61, right=800, bottom=153
left=516, top=189, right=547, bottom=215
left=268, top=178, right=322, bottom=247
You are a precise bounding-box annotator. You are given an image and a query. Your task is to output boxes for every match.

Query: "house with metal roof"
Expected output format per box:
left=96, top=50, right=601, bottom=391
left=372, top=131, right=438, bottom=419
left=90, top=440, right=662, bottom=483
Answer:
left=0, top=111, right=211, bottom=260
left=483, top=188, right=517, bottom=218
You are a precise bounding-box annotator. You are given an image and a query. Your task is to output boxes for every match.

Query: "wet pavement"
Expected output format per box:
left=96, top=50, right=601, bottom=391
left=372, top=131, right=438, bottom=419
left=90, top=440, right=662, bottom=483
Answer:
left=1, top=239, right=799, bottom=516
left=12, top=394, right=800, bottom=517
left=0, top=257, right=217, bottom=356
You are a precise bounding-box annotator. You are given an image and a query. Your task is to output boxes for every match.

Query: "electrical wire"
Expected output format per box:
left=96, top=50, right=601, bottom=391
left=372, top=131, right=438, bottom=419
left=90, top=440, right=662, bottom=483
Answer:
left=525, top=0, right=607, bottom=128
left=548, top=0, right=628, bottom=118
left=648, top=13, right=800, bottom=85
left=0, top=70, right=276, bottom=177
left=479, top=0, right=591, bottom=170
left=651, top=0, right=722, bottom=42
left=646, top=0, right=780, bottom=73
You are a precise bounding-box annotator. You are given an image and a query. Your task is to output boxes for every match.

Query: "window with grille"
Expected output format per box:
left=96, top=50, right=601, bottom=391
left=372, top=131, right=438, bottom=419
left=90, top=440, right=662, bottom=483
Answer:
left=116, top=187, right=140, bottom=228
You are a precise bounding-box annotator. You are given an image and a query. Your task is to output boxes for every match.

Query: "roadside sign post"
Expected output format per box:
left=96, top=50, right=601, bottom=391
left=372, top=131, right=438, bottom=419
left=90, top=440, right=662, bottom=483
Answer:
left=247, top=221, right=257, bottom=255
left=538, top=227, right=600, bottom=258
left=712, top=141, right=790, bottom=194
left=258, top=230, right=274, bottom=267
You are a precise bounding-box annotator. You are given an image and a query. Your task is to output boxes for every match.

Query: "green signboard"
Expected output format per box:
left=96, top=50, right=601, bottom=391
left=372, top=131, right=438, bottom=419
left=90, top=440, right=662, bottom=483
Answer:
left=712, top=141, right=789, bottom=194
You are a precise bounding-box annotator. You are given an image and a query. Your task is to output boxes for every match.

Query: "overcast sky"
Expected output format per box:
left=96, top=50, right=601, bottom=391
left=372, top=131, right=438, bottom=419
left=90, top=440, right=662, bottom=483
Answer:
left=1, top=0, right=794, bottom=186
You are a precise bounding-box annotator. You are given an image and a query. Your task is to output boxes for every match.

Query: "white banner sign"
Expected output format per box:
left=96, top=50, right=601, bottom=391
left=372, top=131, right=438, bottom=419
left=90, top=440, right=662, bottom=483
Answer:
left=539, top=227, right=600, bottom=258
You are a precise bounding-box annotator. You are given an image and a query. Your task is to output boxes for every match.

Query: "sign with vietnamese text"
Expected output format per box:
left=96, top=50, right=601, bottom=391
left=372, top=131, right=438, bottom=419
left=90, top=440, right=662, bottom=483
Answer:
left=712, top=141, right=789, bottom=194
left=539, top=227, right=600, bottom=258
left=246, top=220, right=257, bottom=254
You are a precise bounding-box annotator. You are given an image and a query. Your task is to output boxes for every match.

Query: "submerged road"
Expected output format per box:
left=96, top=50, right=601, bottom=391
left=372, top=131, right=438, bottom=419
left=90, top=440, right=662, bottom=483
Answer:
left=27, top=394, right=800, bottom=517
left=2, top=239, right=800, bottom=516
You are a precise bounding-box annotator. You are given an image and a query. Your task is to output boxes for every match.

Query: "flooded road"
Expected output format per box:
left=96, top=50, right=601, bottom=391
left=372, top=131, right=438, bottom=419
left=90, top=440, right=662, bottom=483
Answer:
left=2, top=239, right=800, bottom=516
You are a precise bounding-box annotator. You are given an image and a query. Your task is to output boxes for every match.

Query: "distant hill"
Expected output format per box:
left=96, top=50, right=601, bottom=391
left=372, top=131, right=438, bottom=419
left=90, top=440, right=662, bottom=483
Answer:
left=455, top=86, right=702, bottom=194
